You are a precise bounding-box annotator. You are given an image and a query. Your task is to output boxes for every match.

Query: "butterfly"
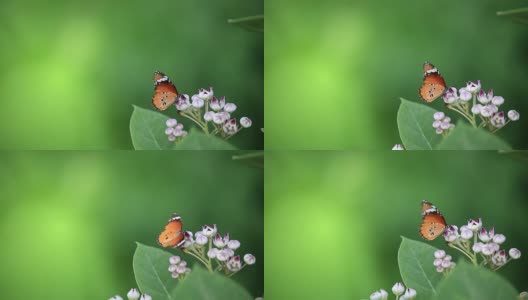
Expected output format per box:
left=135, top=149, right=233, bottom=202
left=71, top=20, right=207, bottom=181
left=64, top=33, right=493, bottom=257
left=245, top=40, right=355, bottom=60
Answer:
left=152, top=71, right=179, bottom=111
left=419, top=62, right=447, bottom=103
left=419, top=200, right=447, bottom=240
left=158, top=213, right=185, bottom=248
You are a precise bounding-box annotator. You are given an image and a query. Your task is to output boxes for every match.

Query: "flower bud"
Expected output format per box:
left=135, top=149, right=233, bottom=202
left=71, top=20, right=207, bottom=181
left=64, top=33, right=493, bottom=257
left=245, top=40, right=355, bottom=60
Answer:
left=434, top=250, right=446, bottom=259
left=509, top=248, right=521, bottom=259
left=433, top=112, right=445, bottom=120
left=492, top=234, right=506, bottom=244
left=240, top=116, right=252, bottom=128
left=508, top=110, right=520, bottom=121
left=392, top=282, right=405, bottom=296
left=166, top=118, right=177, bottom=128
left=127, top=289, right=140, bottom=300
left=224, top=103, right=237, bottom=113
left=244, top=254, right=256, bottom=265
left=140, top=294, right=152, bottom=300
left=228, top=240, right=241, bottom=250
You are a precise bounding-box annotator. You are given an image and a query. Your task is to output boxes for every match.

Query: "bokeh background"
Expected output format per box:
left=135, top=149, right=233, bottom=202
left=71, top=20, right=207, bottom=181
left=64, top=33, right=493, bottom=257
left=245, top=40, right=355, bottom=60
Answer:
left=266, top=151, right=528, bottom=299
left=0, top=0, right=263, bottom=149
left=0, top=151, right=263, bottom=299
left=266, top=0, right=528, bottom=149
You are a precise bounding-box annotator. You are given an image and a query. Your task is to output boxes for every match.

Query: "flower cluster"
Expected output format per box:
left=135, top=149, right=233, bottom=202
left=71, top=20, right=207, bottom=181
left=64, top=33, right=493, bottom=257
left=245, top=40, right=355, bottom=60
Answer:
left=178, top=224, right=256, bottom=276
left=165, top=87, right=252, bottom=141
left=168, top=255, right=191, bottom=280
left=109, top=288, right=151, bottom=300
left=433, top=250, right=455, bottom=273
left=438, top=81, right=519, bottom=133
left=436, top=218, right=521, bottom=271
left=432, top=112, right=454, bottom=135
left=369, top=282, right=416, bottom=300
left=165, top=118, right=188, bottom=142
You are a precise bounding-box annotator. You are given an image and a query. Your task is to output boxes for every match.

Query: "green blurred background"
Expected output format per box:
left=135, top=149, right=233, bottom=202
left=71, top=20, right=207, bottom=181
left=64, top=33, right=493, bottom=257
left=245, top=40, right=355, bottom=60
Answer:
left=266, top=151, right=528, bottom=299
left=0, top=151, right=263, bottom=299
left=0, top=0, right=263, bottom=149
left=266, top=0, right=528, bottom=149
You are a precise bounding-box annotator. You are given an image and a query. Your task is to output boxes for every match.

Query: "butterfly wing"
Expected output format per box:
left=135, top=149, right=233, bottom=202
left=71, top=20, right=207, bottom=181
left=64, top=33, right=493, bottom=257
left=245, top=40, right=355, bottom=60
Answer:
left=420, top=213, right=447, bottom=240
left=419, top=62, right=446, bottom=103
left=158, top=215, right=185, bottom=248
left=152, top=71, right=179, bottom=111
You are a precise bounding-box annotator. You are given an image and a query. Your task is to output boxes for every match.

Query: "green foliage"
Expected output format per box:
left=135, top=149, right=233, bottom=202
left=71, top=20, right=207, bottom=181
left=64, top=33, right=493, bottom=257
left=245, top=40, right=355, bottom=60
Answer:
left=397, top=100, right=512, bottom=150
left=497, top=7, right=528, bottom=24
left=436, top=122, right=511, bottom=150
left=133, top=243, right=252, bottom=300
left=133, top=243, right=178, bottom=300
left=228, top=15, right=264, bottom=32
left=130, top=106, right=236, bottom=150
left=397, top=99, right=441, bottom=150
left=434, top=261, right=518, bottom=300
left=130, top=106, right=174, bottom=150
left=398, top=237, right=443, bottom=299
left=173, top=266, right=253, bottom=300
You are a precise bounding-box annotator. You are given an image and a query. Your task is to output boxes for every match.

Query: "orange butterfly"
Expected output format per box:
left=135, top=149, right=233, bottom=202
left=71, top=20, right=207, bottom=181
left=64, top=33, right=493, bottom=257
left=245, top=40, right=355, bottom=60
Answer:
left=419, top=62, right=447, bottom=103
left=152, top=71, right=179, bottom=111
left=158, top=214, right=185, bottom=248
left=419, top=200, right=447, bottom=240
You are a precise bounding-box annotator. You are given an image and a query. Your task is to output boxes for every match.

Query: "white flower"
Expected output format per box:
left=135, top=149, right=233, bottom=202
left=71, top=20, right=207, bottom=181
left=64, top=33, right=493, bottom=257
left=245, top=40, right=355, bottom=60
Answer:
left=207, top=248, right=219, bottom=259
left=127, top=289, right=140, bottom=300
left=214, top=233, right=230, bottom=248
left=433, top=258, right=443, bottom=267
left=466, top=80, right=481, bottom=93
left=226, top=256, right=242, bottom=272
left=472, top=242, right=483, bottom=253
left=165, top=127, right=174, bottom=136
left=175, top=94, right=191, bottom=110
left=244, top=254, right=256, bottom=265
left=195, top=233, right=208, bottom=245
left=471, top=104, right=482, bottom=115
left=433, top=112, right=445, bottom=120
left=490, top=112, right=506, bottom=128
left=392, top=144, right=404, bottom=150
left=240, top=117, right=252, bottom=128
left=109, top=296, right=123, bottom=300
left=227, top=240, right=241, bottom=250
left=459, top=88, right=472, bottom=101
left=403, top=288, right=417, bottom=299
left=467, top=218, right=482, bottom=232
left=216, top=249, right=231, bottom=262
left=509, top=248, right=521, bottom=259
left=140, top=294, right=152, bottom=300
left=491, top=96, right=504, bottom=106
left=210, top=96, right=225, bottom=111
left=169, top=255, right=181, bottom=265
left=442, top=87, right=459, bottom=104
left=492, top=234, right=506, bottom=244
left=204, top=111, right=215, bottom=122
left=166, top=118, right=177, bottom=127
left=392, top=283, right=405, bottom=296
left=192, top=95, right=205, bottom=108
left=224, top=103, right=237, bottom=113
left=370, top=290, right=388, bottom=300
left=213, top=111, right=230, bottom=124
left=198, top=87, right=214, bottom=101
left=480, top=105, right=494, bottom=117
left=460, top=227, right=473, bottom=240
left=223, top=119, right=238, bottom=135
left=491, top=250, right=507, bottom=266
left=202, top=224, right=217, bottom=237
left=434, top=250, right=446, bottom=259
left=508, top=110, right=520, bottom=121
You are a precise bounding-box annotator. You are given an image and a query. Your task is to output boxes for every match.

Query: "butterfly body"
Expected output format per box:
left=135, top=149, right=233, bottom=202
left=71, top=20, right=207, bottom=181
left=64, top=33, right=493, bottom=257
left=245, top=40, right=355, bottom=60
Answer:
left=152, top=71, right=179, bottom=111
left=419, top=200, right=447, bottom=240
left=419, top=62, right=446, bottom=103
left=158, top=213, right=185, bottom=248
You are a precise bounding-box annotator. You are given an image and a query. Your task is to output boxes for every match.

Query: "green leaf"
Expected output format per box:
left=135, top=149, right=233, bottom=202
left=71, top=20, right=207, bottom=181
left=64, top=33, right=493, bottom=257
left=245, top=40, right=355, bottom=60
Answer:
left=397, top=98, right=442, bottom=150
left=398, top=237, right=443, bottom=299
left=130, top=105, right=174, bottom=150
left=133, top=243, right=178, bottom=300
left=228, top=15, right=264, bottom=32
left=133, top=243, right=253, bottom=300
left=435, top=122, right=512, bottom=150
left=130, top=106, right=237, bottom=150
left=173, top=128, right=237, bottom=150
left=434, top=261, right=518, bottom=300
left=172, top=265, right=253, bottom=300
